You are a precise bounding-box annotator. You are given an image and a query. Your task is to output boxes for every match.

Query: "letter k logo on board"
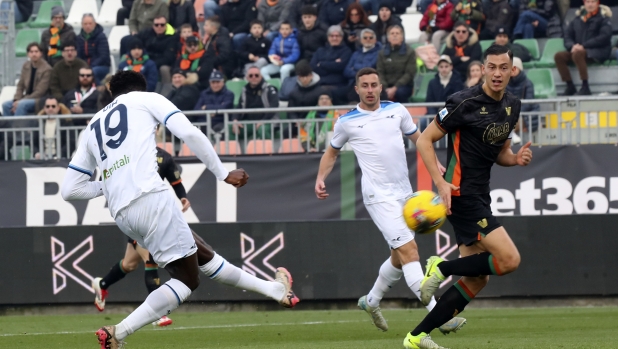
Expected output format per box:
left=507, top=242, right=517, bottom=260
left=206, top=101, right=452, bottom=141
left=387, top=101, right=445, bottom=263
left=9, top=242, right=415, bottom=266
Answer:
left=240, top=232, right=285, bottom=281
left=51, top=236, right=95, bottom=295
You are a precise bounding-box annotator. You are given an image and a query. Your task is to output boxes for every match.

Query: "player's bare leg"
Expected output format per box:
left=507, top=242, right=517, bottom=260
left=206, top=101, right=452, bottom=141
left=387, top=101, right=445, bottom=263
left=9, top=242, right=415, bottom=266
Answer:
left=192, top=231, right=299, bottom=307
left=92, top=243, right=141, bottom=311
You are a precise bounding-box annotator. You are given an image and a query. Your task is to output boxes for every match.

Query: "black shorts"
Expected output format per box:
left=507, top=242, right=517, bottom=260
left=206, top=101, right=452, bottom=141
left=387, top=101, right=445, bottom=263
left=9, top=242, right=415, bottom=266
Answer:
left=447, top=193, right=502, bottom=246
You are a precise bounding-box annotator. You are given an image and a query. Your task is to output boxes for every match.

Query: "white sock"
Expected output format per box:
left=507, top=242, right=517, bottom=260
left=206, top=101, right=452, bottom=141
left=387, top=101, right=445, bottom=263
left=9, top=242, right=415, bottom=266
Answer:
left=402, top=261, right=437, bottom=311
left=367, top=258, right=402, bottom=308
left=115, top=279, right=191, bottom=341
left=199, top=253, right=285, bottom=301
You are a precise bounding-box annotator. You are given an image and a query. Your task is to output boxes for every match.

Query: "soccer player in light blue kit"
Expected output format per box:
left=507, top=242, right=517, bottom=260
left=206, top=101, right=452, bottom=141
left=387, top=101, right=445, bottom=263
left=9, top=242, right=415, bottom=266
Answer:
left=315, top=67, right=466, bottom=334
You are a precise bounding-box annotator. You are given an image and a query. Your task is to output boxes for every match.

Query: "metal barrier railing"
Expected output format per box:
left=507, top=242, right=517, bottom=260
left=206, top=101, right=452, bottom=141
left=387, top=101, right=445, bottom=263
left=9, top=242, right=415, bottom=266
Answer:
left=0, top=0, right=16, bottom=87
left=0, top=96, right=617, bottom=160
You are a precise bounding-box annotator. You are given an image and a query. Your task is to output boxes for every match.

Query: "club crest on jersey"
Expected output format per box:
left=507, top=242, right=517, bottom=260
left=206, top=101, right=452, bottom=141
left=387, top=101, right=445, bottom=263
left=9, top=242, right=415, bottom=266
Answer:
left=505, top=107, right=511, bottom=116
left=439, top=108, right=448, bottom=120
left=480, top=106, right=489, bottom=115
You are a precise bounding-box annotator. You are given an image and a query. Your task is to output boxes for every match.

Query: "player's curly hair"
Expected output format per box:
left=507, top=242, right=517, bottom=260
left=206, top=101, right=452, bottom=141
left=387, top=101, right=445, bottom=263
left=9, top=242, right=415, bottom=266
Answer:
left=109, top=70, right=147, bottom=99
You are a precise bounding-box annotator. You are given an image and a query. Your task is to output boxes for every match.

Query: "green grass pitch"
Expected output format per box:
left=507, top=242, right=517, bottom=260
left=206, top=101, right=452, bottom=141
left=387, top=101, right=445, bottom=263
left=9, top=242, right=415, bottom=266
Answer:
left=1, top=307, right=617, bottom=348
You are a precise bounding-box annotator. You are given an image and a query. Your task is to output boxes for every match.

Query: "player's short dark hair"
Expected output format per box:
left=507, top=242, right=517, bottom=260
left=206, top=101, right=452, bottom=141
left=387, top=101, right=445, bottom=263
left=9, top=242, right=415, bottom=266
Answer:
left=249, top=19, right=263, bottom=28
left=280, top=20, right=292, bottom=28
left=27, top=42, right=42, bottom=52
left=355, top=67, right=379, bottom=84
left=109, top=70, right=147, bottom=99
left=483, top=43, right=513, bottom=62
left=295, top=60, right=312, bottom=77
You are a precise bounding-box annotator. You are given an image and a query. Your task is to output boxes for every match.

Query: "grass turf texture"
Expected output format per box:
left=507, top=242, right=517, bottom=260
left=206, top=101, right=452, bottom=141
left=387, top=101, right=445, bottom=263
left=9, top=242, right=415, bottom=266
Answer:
left=1, top=307, right=617, bottom=348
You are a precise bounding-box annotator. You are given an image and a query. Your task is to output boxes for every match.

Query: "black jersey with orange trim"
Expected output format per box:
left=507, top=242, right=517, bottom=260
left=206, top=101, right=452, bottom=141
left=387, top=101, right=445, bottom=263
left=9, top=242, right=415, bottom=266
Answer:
left=156, top=147, right=187, bottom=199
left=434, top=84, right=520, bottom=196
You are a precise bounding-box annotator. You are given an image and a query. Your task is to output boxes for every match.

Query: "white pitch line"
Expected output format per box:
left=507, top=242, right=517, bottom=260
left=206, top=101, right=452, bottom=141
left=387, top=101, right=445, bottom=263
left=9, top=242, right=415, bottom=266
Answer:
left=0, top=320, right=364, bottom=337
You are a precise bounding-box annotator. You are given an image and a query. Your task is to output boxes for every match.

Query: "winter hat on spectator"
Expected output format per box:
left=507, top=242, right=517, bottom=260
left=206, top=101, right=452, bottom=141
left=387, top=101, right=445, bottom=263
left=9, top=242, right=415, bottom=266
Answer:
left=210, top=70, right=224, bottom=81
left=495, top=26, right=509, bottom=37
left=512, top=57, right=523, bottom=72
left=301, top=5, right=318, bottom=17
left=128, top=37, right=144, bottom=50
left=186, top=36, right=199, bottom=45
left=379, top=0, right=394, bottom=11
left=51, top=6, right=65, bottom=18
left=172, top=68, right=187, bottom=77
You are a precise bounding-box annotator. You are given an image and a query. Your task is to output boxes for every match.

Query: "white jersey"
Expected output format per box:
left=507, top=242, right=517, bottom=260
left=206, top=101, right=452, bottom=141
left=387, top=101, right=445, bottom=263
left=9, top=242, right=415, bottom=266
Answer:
left=69, top=92, right=180, bottom=218
left=330, top=101, right=418, bottom=204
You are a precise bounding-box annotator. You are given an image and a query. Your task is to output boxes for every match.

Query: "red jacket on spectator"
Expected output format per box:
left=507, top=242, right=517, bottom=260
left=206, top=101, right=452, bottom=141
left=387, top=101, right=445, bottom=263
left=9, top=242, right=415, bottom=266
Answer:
left=419, top=0, right=454, bottom=32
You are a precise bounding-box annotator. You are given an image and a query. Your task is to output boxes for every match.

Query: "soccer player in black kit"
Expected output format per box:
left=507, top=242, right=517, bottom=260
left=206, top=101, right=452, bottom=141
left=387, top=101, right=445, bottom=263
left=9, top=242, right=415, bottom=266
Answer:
left=91, top=146, right=191, bottom=327
left=403, top=44, right=533, bottom=349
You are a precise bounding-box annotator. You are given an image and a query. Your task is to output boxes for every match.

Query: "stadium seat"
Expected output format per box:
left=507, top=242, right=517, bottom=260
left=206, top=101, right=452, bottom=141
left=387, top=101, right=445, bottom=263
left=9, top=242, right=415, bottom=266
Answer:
left=410, top=73, right=434, bottom=103
left=514, top=39, right=540, bottom=61
left=526, top=68, right=556, bottom=99
left=11, top=145, right=31, bottom=160
left=246, top=140, right=273, bottom=154
left=15, top=29, right=40, bottom=57
left=109, top=25, right=130, bottom=55
left=225, top=80, right=247, bottom=107
left=400, top=13, right=422, bottom=43
left=30, top=1, right=65, bottom=28
left=215, top=140, right=241, bottom=155
left=98, top=0, right=122, bottom=27
left=535, top=38, right=564, bottom=68
left=66, top=0, right=98, bottom=27
left=267, top=78, right=280, bottom=90
left=179, top=143, right=194, bottom=157
left=279, top=138, right=304, bottom=153
left=0, top=86, right=16, bottom=107
left=480, top=40, right=493, bottom=53
left=157, top=142, right=175, bottom=156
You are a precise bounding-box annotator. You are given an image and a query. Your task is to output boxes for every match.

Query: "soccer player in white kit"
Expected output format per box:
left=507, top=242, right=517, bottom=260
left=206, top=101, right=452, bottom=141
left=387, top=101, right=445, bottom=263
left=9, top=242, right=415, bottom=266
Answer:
left=314, top=68, right=466, bottom=334
left=61, top=71, right=299, bottom=349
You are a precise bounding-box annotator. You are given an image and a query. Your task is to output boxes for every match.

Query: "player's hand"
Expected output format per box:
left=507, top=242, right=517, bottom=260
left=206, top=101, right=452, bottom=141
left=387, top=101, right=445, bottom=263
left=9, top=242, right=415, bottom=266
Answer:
left=436, top=158, right=446, bottom=176
left=180, top=198, right=191, bottom=212
left=437, top=180, right=459, bottom=215
left=225, top=168, right=249, bottom=188
left=516, top=141, right=532, bottom=166
left=315, top=180, right=329, bottom=200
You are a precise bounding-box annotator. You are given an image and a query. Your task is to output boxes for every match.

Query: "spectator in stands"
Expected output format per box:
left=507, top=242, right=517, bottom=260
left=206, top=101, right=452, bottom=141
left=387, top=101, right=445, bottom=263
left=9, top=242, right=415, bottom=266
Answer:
left=479, top=0, right=513, bottom=40
left=220, top=0, right=258, bottom=49
left=377, top=24, right=416, bottom=102
left=41, top=6, right=76, bottom=67
left=97, top=74, right=114, bottom=111
left=419, top=0, right=454, bottom=51
left=175, top=35, right=205, bottom=73
left=493, top=25, right=532, bottom=62
left=391, top=0, right=414, bottom=14
left=2, top=43, right=50, bottom=117
left=165, top=69, right=201, bottom=111
left=118, top=38, right=159, bottom=92
left=424, top=55, right=463, bottom=129
left=513, top=0, right=562, bottom=39
left=3, top=0, right=33, bottom=24
left=288, top=61, right=326, bottom=119
left=203, top=0, right=220, bottom=19
left=232, top=66, right=279, bottom=138
left=310, top=25, right=352, bottom=101
left=76, top=14, right=111, bottom=85
left=464, top=59, right=483, bottom=87
left=287, top=0, right=322, bottom=28
left=343, top=28, right=381, bottom=102
left=443, top=21, right=482, bottom=83
left=296, top=5, right=327, bottom=62
left=319, top=0, right=354, bottom=27
left=117, top=0, right=135, bottom=25
left=258, top=0, right=290, bottom=41
left=132, top=15, right=178, bottom=85
left=202, top=15, right=234, bottom=80
left=38, top=96, right=72, bottom=159
left=168, top=0, right=198, bottom=31
left=370, top=1, right=402, bottom=45
left=302, top=92, right=339, bottom=150
left=239, top=20, right=272, bottom=73
left=507, top=57, right=540, bottom=132
left=261, top=21, right=300, bottom=81
left=129, top=0, right=169, bottom=34
left=193, top=70, right=234, bottom=129
left=62, top=67, right=100, bottom=122
left=450, top=0, right=485, bottom=34
left=554, top=0, right=612, bottom=96
left=49, top=42, right=88, bottom=101
left=340, top=3, right=371, bottom=51
left=177, top=23, right=200, bottom=59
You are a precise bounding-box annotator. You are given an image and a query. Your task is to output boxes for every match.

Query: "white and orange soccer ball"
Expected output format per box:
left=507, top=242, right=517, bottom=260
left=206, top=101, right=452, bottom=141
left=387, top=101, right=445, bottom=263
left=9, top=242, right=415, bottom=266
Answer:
left=403, top=190, right=447, bottom=235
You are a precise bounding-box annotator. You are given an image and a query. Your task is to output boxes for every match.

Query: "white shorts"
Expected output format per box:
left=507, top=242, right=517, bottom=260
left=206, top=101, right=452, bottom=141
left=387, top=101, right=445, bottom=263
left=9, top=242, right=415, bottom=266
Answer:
left=115, top=190, right=197, bottom=268
left=366, top=198, right=415, bottom=249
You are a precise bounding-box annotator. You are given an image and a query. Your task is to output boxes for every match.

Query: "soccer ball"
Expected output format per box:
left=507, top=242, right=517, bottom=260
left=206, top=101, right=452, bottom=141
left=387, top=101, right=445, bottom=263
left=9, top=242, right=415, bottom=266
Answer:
left=403, top=190, right=447, bottom=234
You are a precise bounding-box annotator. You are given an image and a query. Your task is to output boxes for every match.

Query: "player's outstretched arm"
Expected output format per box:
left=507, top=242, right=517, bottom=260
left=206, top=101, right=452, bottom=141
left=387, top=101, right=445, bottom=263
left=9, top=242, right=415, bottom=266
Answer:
left=61, top=168, right=104, bottom=201
left=315, top=146, right=340, bottom=200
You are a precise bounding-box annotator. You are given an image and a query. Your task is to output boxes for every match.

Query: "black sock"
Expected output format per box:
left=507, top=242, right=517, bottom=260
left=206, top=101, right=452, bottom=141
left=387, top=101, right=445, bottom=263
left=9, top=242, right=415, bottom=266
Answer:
left=100, top=260, right=127, bottom=290
left=438, top=252, right=501, bottom=277
left=582, top=80, right=589, bottom=88
left=144, top=254, right=161, bottom=294
left=411, top=280, right=473, bottom=336
left=566, top=81, right=575, bottom=89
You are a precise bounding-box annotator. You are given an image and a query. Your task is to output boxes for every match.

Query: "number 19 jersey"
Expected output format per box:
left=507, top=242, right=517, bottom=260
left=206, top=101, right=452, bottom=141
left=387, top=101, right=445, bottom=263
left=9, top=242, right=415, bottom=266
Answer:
left=69, top=92, right=182, bottom=218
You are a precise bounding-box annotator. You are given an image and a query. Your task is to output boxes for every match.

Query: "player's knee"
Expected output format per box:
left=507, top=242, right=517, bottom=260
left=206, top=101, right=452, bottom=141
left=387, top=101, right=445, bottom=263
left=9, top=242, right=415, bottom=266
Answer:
left=182, top=272, right=201, bottom=291
left=499, top=251, right=521, bottom=274
left=122, top=259, right=139, bottom=272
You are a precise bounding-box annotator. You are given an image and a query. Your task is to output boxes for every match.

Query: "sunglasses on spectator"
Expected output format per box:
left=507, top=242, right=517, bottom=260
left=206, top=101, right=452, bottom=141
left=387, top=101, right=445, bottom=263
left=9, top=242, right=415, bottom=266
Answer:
left=187, top=43, right=198, bottom=47
left=80, top=74, right=93, bottom=77
left=45, top=105, right=58, bottom=109
left=455, top=30, right=467, bottom=33
left=153, top=23, right=166, bottom=27
left=248, top=74, right=260, bottom=78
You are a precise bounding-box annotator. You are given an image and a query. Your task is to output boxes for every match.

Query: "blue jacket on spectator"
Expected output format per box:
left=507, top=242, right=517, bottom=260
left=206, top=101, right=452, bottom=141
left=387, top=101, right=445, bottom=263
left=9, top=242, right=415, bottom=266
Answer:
left=506, top=70, right=540, bottom=131
left=319, top=0, right=354, bottom=27
left=310, top=44, right=352, bottom=86
left=426, top=70, right=464, bottom=116
left=343, top=42, right=382, bottom=83
left=76, top=23, right=111, bottom=68
left=268, top=30, right=301, bottom=65
left=118, top=53, right=158, bottom=92
left=193, top=86, right=235, bottom=125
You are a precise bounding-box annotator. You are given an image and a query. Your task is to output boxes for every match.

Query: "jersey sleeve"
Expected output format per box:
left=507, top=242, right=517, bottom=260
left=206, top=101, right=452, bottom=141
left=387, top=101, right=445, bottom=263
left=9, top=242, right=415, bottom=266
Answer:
left=330, top=119, right=348, bottom=149
left=145, top=93, right=182, bottom=125
left=68, top=127, right=97, bottom=177
left=400, top=106, right=418, bottom=136
left=434, top=96, right=466, bottom=134
left=162, top=157, right=182, bottom=185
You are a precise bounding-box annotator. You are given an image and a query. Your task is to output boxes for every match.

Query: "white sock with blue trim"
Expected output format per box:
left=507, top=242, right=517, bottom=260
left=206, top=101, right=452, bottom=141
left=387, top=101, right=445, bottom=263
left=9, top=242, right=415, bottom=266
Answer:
left=199, top=253, right=285, bottom=301
left=115, top=278, right=191, bottom=340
